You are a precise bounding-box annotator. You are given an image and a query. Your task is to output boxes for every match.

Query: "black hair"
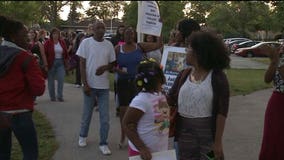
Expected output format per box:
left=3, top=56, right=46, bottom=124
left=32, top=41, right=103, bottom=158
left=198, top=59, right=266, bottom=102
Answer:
left=73, top=32, right=85, bottom=53
left=143, top=34, right=157, bottom=42
left=116, top=24, right=125, bottom=37
left=189, top=31, right=230, bottom=70
left=0, top=15, right=25, bottom=41
left=177, top=18, right=200, bottom=40
left=135, top=60, right=165, bottom=92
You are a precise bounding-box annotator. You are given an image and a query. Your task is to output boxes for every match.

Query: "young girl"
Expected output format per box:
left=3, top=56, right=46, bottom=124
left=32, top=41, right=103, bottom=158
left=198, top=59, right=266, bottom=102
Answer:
left=122, top=59, right=170, bottom=160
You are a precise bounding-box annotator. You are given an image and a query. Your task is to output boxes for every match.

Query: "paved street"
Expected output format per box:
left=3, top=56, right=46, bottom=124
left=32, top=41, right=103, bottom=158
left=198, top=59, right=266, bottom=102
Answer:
left=36, top=56, right=271, bottom=160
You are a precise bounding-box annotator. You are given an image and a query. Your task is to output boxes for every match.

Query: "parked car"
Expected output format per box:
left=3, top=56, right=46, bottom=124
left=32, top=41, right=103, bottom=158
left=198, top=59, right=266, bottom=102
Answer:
left=228, top=39, right=252, bottom=53
left=231, top=40, right=261, bottom=53
left=224, top=37, right=251, bottom=46
left=235, top=42, right=281, bottom=57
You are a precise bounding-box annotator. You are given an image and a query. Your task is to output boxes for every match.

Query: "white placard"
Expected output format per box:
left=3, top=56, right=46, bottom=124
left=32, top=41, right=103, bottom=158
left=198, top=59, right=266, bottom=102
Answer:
left=160, top=46, right=188, bottom=94
left=137, top=1, right=162, bottom=37
left=129, top=149, right=176, bottom=160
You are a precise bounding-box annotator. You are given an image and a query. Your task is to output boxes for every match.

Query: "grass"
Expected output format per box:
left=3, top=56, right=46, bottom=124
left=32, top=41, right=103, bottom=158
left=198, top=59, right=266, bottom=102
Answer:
left=11, top=68, right=272, bottom=159
left=11, top=110, right=58, bottom=160
left=226, top=68, right=272, bottom=96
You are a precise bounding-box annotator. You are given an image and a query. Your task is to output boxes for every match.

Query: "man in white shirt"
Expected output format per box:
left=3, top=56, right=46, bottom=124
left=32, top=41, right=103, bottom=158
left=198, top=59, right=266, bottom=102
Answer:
left=76, top=21, right=116, bottom=155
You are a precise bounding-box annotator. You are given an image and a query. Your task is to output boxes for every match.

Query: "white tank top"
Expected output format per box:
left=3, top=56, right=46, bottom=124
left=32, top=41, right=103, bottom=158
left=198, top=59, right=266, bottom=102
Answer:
left=178, top=70, right=213, bottom=118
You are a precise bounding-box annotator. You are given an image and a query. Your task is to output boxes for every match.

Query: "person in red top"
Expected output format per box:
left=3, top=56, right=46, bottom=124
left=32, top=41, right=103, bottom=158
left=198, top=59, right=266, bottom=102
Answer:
left=44, top=27, right=69, bottom=102
left=0, top=15, right=45, bottom=160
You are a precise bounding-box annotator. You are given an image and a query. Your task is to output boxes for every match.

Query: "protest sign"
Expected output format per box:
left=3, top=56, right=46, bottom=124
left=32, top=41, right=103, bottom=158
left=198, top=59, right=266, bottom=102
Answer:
left=160, top=46, right=188, bottom=94
left=137, top=1, right=162, bottom=37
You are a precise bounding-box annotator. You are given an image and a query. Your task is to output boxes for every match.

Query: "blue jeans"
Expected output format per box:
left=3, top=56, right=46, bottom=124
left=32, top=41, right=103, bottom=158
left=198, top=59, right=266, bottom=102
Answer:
left=0, top=111, right=38, bottom=160
left=79, top=88, right=110, bottom=145
left=47, top=59, right=66, bottom=100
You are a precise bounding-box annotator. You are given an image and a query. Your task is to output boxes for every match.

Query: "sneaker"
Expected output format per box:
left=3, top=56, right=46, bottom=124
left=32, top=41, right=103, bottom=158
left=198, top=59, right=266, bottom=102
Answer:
left=57, top=98, right=64, bottom=102
left=75, top=84, right=81, bottom=88
left=99, top=145, right=111, bottom=155
left=78, top=136, right=87, bottom=147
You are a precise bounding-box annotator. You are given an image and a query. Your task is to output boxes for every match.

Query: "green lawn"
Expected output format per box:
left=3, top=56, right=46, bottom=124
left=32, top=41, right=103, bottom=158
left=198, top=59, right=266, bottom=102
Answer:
left=12, top=68, right=272, bottom=159
left=226, top=69, right=272, bottom=96
left=11, top=111, right=58, bottom=160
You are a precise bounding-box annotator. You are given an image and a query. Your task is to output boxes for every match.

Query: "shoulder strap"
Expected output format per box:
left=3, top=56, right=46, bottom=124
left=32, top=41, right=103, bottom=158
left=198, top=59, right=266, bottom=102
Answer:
left=22, top=56, right=32, bottom=73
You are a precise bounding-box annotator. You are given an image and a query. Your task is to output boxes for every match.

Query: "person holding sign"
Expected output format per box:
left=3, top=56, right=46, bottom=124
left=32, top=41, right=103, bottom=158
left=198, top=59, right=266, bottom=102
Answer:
left=167, top=18, right=201, bottom=160
left=167, top=31, right=230, bottom=160
left=143, top=34, right=162, bottom=63
left=122, top=60, right=169, bottom=160
left=114, top=26, right=163, bottom=148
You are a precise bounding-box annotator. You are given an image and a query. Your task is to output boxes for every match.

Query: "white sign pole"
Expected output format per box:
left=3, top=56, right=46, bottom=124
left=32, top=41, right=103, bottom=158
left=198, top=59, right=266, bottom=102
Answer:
left=137, top=1, right=143, bottom=43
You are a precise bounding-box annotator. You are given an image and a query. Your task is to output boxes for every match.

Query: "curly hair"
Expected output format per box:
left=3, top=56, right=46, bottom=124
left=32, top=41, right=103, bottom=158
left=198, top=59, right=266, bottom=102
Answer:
left=188, top=31, right=230, bottom=70
left=135, top=60, right=165, bottom=92
left=177, top=18, right=200, bottom=40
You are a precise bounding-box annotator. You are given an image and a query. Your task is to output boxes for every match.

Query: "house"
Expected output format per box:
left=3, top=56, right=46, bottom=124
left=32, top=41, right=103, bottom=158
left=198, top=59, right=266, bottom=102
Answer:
left=60, top=18, right=125, bottom=36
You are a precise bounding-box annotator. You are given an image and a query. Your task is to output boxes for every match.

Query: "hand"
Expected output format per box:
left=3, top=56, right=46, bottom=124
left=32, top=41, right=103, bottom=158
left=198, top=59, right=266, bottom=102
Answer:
left=212, top=141, right=224, bottom=160
left=83, top=84, right=91, bottom=96
left=139, top=147, right=152, bottom=160
left=96, top=66, right=107, bottom=75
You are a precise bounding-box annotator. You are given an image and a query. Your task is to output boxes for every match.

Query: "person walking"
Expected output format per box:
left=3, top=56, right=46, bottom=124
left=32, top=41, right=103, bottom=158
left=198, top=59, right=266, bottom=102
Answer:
left=27, top=28, right=48, bottom=79
left=167, top=31, right=230, bottom=160
left=76, top=21, right=116, bottom=155
left=259, top=44, right=284, bottom=160
left=44, top=27, right=69, bottom=102
left=72, top=32, right=85, bottom=88
left=0, top=15, right=45, bottom=160
left=123, top=60, right=169, bottom=160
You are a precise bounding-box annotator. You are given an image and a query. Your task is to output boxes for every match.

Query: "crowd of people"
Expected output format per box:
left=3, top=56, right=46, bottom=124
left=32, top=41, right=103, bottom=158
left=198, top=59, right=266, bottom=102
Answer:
left=1, top=13, right=284, bottom=160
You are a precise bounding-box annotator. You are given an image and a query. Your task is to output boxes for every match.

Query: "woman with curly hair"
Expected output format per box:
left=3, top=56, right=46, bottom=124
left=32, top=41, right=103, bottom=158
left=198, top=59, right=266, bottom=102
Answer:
left=167, top=31, right=230, bottom=160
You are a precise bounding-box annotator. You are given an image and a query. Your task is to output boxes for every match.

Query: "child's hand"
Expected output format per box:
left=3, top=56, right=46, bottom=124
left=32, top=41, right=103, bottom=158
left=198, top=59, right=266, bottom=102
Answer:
left=139, top=147, right=152, bottom=160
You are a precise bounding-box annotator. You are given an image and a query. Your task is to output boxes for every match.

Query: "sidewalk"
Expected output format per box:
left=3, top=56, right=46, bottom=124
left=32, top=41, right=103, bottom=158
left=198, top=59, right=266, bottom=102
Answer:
left=36, top=82, right=272, bottom=160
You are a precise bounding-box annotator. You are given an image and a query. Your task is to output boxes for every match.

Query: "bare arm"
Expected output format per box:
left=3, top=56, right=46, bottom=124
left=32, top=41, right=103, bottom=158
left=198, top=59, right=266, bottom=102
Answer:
left=80, top=57, right=91, bottom=96
left=213, top=114, right=226, bottom=160
left=264, top=46, right=279, bottom=83
left=96, top=61, right=116, bottom=75
left=122, top=107, right=152, bottom=160
left=139, top=36, right=163, bottom=53
left=38, top=42, right=48, bottom=71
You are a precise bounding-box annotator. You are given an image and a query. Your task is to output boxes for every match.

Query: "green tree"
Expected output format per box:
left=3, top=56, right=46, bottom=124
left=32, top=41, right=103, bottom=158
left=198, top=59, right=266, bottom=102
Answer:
left=122, top=2, right=138, bottom=27
left=271, top=1, right=284, bottom=33
left=185, top=1, right=219, bottom=24
left=40, top=1, right=69, bottom=27
left=68, top=1, right=83, bottom=25
left=0, top=1, right=42, bottom=26
left=123, top=1, right=186, bottom=42
left=207, top=1, right=274, bottom=39
left=158, top=1, right=186, bottom=42
left=86, top=1, right=126, bottom=20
